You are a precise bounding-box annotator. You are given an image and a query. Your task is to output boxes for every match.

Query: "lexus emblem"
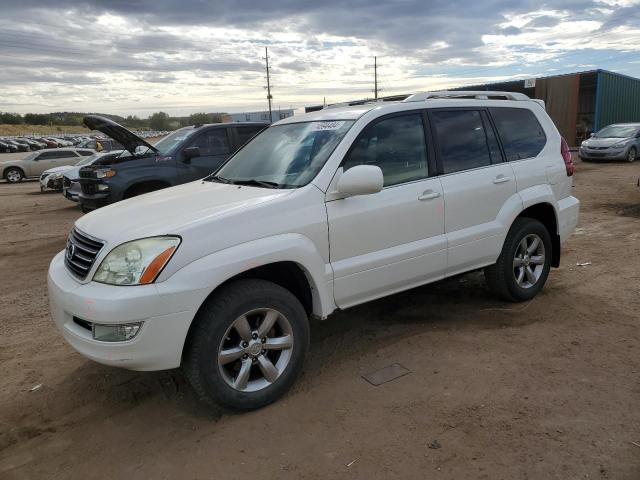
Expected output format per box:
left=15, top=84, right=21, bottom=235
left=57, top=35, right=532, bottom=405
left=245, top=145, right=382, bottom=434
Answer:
left=66, top=242, right=75, bottom=261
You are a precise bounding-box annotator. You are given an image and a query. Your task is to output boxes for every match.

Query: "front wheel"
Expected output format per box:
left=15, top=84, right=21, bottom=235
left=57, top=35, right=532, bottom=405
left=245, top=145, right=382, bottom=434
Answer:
left=184, top=279, right=310, bottom=410
left=4, top=167, right=24, bottom=183
left=626, top=147, right=637, bottom=163
left=484, top=217, right=552, bottom=302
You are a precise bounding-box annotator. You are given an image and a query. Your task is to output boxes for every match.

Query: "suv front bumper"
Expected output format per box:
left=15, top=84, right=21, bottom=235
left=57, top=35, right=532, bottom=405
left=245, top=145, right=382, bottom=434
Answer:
left=78, top=191, right=111, bottom=209
left=47, top=251, right=206, bottom=371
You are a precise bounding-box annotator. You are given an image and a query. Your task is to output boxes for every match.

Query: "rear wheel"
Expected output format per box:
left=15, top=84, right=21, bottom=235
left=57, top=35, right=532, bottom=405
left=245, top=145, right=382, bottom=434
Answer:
left=4, top=167, right=24, bottom=183
left=626, top=147, right=637, bottom=163
left=484, top=217, right=552, bottom=302
left=184, top=279, right=310, bottom=410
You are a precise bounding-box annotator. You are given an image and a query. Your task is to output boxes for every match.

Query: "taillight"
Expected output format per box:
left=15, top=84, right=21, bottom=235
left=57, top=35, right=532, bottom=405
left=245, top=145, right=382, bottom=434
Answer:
left=561, top=137, right=574, bottom=177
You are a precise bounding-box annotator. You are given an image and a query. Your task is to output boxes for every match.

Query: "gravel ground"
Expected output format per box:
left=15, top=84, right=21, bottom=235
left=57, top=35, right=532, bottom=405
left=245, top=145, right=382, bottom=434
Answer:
left=0, top=157, right=639, bottom=479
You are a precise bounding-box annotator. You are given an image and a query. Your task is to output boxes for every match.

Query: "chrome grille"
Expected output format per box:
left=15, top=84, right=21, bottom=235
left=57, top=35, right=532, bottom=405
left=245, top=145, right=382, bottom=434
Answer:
left=64, top=228, right=104, bottom=280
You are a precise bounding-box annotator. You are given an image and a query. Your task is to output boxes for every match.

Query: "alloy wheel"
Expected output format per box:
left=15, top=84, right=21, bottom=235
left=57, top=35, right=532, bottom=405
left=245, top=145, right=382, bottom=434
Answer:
left=513, top=234, right=546, bottom=289
left=218, top=308, right=294, bottom=392
left=627, top=148, right=636, bottom=162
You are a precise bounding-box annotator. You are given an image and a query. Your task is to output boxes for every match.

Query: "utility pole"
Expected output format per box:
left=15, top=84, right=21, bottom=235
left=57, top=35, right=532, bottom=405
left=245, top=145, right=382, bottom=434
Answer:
left=374, top=56, right=378, bottom=100
left=264, top=47, right=273, bottom=123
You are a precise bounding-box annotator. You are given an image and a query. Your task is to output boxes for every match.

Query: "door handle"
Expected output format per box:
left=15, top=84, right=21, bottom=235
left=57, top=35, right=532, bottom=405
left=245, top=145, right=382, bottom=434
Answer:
left=493, top=175, right=511, bottom=184
left=418, top=190, right=441, bottom=201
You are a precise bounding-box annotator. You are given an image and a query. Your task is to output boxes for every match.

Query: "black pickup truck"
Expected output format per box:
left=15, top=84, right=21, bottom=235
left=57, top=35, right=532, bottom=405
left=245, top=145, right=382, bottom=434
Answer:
left=78, top=116, right=268, bottom=211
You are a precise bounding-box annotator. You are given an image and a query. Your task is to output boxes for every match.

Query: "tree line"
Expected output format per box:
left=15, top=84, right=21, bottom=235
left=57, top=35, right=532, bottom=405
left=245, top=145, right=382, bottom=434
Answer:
left=0, top=111, right=229, bottom=131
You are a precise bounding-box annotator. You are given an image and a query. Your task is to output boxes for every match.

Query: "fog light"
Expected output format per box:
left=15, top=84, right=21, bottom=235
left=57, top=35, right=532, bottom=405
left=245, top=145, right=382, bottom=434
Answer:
left=97, top=183, right=110, bottom=192
left=92, top=322, right=142, bottom=342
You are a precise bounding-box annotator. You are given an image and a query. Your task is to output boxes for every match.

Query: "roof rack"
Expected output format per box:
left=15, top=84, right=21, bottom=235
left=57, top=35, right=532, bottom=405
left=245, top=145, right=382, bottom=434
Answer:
left=402, top=90, right=531, bottom=102
left=324, top=94, right=411, bottom=109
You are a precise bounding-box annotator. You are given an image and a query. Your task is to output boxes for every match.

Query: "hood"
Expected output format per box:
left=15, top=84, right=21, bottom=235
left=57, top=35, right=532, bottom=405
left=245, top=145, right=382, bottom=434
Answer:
left=43, top=165, right=74, bottom=175
left=83, top=115, right=158, bottom=155
left=584, top=137, right=631, bottom=147
left=76, top=180, right=292, bottom=245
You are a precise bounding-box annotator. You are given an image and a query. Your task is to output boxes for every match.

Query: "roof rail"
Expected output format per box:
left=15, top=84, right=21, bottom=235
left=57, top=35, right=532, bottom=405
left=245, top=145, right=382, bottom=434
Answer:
left=324, top=94, right=411, bottom=109
left=402, top=90, right=531, bottom=103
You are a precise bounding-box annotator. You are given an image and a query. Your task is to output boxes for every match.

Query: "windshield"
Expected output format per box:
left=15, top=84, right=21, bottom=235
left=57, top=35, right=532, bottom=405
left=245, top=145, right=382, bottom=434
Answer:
left=75, top=153, right=103, bottom=166
left=595, top=125, right=639, bottom=138
left=214, top=121, right=354, bottom=188
left=153, top=128, right=192, bottom=154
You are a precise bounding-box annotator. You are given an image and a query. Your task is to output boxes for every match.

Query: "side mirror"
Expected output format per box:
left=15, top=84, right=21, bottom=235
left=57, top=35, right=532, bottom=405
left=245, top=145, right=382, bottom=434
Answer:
left=182, top=146, right=200, bottom=161
left=590, top=133, right=595, bottom=138
left=336, top=165, right=383, bottom=197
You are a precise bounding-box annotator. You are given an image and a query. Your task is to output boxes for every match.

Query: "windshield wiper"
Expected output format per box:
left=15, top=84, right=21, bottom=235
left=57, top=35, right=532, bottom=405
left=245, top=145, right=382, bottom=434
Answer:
left=228, top=179, right=283, bottom=189
left=204, top=174, right=233, bottom=184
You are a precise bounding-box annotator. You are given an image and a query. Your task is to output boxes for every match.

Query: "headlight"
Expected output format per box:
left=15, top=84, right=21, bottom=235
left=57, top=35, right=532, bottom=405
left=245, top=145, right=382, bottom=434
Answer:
left=611, top=141, right=627, bottom=148
left=93, top=236, right=180, bottom=285
left=95, top=168, right=116, bottom=178
left=50, top=172, right=63, bottom=180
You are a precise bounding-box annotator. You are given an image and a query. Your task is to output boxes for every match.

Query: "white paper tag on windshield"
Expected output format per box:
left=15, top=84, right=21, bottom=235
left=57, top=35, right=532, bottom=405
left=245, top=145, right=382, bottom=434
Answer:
left=313, top=121, right=345, bottom=131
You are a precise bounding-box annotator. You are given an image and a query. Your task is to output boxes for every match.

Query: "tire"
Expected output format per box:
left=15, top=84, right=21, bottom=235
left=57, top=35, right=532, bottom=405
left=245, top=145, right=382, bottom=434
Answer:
left=184, top=279, right=310, bottom=410
left=80, top=205, right=92, bottom=213
left=626, top=147, right=637, bottom=163
left=484, top=217, right=552, bottom=302
left=4, top=167, right=24, bottom=183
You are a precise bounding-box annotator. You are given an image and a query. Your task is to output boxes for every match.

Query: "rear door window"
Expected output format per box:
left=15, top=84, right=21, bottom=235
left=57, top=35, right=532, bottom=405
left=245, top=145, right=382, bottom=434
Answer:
left=431, top=110, right=492, bottom=174
left=490, top=107, right=546, bottom=161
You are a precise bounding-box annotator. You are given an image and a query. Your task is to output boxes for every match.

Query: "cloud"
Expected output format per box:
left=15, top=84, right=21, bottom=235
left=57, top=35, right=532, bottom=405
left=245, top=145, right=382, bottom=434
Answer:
left=0, top=0, right=638, bottom=115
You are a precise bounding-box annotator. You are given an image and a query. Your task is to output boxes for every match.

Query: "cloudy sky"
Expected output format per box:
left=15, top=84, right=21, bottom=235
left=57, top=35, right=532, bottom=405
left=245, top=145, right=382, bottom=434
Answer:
left=1, top=0, right=639, bottom=116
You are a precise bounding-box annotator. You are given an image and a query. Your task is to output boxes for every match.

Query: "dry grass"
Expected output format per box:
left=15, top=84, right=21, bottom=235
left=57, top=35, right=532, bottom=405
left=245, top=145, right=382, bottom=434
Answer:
left=0, top=124, right=91, bottom=136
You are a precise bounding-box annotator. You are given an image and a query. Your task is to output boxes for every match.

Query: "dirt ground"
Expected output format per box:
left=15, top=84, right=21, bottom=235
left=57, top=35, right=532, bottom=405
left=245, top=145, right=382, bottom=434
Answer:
left=0, top=157, right=638, bottom=479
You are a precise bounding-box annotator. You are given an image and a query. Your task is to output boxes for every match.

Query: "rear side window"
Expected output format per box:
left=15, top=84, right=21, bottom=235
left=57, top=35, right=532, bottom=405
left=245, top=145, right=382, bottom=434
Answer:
left=490, top=107, right=546, bottom=161
left=236, top=126, right=265, bottom=147
left=343, top=113, right=428, bottom=187
left=190, top=129, right=230, bottom=156
left=431, top=110, right=492, bottom=174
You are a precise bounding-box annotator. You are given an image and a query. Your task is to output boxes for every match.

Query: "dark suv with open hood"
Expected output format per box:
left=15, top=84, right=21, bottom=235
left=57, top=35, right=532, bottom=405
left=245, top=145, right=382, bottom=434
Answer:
left=77, top=116, right=268, bottom=211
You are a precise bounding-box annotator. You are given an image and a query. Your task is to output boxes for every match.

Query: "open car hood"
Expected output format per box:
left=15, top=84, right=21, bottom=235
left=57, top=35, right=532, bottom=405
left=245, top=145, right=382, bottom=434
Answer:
left=83, top=115, right=158, bottom=155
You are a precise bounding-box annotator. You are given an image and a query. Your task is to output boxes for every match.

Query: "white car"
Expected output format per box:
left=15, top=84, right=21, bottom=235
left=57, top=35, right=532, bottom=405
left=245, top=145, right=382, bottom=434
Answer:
left=40, top=151, right=123, bottom=192
left=39, top=165, right=76, bottom=191
left=48, top=91, right=580, bottom=410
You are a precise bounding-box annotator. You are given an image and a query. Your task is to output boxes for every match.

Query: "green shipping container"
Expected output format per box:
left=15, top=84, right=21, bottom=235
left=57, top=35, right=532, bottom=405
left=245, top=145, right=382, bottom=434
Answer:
left=596, top=70, right=640, bottom=131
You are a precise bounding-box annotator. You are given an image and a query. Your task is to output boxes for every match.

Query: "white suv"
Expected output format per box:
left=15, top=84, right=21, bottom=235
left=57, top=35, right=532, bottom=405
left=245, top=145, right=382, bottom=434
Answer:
left=48, top=91, right=580, bottom=409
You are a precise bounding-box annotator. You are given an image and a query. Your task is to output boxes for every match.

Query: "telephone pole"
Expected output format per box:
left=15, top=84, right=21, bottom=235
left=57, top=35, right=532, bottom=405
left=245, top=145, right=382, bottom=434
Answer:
left=374, top=56, right=378, bottom=100
left=264, top=47, right=273, bottom=123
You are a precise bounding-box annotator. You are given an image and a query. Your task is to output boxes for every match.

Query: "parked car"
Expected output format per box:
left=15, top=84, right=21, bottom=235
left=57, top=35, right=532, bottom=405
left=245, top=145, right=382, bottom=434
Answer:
left=61, top=150, right=124, bottom=201
left=29, top=138, right=48, bottom=149
left=48, top=91, right=580, bottom=410
left=1, top=148, right=94, bottom=183
left=0, top=140, right=16, bottom=153
left=22, top=138, right=44, bottom=150
left=41, top=151, right=120, bottom=192
left=7, top=140, right=30, bottom=152
left=76, top=115, right=268, bottom=211
left=34, top=137, right=57, bottom=148
left=579, top=123, right=640, bottom=162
